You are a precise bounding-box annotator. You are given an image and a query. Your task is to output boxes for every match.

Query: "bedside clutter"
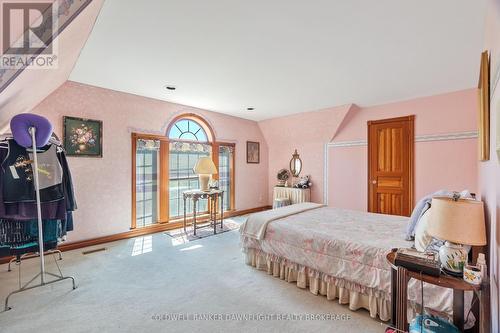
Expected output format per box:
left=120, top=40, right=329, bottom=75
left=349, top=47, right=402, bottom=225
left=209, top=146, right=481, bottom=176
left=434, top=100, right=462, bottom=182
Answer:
left=387, top=250, right=484, bottom=332
left=463, top=265, right=483, bottom=285
left=389, top=193, right=489, bottom=333
left=410, top=192, right=487, bottom=277
left=409, top=315, right=460, bottom=333
left=394, top=248, right=440, bottom=276
left=427, top=197, right=486, bottom=275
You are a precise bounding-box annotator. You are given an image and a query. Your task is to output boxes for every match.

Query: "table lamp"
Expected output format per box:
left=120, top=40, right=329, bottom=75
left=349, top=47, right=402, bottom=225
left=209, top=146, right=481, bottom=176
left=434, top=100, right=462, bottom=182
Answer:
left=193, top=157, right=217, bottom=192
left=427, top=196, right=486, bottom=274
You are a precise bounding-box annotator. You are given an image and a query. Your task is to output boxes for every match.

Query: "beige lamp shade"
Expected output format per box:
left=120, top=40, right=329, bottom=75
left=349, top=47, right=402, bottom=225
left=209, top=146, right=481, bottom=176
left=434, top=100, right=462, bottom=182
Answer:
left=427, top=197, right=486, bottom=246
left=193, top=157, right=217, bottom=175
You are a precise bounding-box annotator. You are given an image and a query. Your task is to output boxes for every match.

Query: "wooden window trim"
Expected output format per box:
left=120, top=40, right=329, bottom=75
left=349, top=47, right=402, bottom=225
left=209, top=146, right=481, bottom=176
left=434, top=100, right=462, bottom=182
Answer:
left=131, top=134, right=136, bottom=229
left=214, top=141, right=236, bottom=212
left=131, top=133, right=170, bottom=229
left=159, top=140, right=169, bottom=222
left=166, top=113, right=215, bottom=143
left=132, top=118, right=236, bottom=228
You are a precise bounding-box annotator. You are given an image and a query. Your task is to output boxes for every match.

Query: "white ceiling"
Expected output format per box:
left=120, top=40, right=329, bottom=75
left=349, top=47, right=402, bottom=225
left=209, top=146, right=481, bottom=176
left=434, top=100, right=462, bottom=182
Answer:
left=69, top=0, right=487, bottom=121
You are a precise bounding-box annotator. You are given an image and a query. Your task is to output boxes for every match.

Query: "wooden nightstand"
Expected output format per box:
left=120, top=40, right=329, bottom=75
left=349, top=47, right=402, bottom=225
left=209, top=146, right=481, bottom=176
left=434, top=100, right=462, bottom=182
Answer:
left=386, top=249, right=487, bottom=333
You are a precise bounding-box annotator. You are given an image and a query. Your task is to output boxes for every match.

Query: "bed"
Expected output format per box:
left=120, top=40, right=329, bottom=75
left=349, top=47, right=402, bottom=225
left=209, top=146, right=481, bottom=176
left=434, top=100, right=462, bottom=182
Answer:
left=240, top=204, right=471, bottom=323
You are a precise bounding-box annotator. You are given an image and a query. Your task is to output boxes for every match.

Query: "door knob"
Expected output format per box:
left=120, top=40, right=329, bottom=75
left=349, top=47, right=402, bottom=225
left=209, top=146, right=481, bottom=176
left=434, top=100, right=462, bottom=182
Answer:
left=371, top=180, right=377, bottom=184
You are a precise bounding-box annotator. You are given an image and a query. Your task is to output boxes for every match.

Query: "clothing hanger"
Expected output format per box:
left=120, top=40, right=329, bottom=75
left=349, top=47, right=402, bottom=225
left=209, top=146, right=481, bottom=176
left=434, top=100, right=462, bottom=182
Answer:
left=0, top=133, right=64, bottom=152
left=49, top=135, right=64, bottom=153
left=0, top=133, right=11, bottom=149
left=0, top=133, right=13, bottom=141
left=49, top=136, right=64, bottom=149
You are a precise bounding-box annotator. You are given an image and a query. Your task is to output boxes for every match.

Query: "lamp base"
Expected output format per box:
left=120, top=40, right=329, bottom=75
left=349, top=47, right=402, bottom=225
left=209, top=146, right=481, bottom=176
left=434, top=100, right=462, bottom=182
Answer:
left=438, top=241, right=468, bottom=274
left=441, top=268, right=463, bottom=277
left=198, top=174, right=210, bottom=192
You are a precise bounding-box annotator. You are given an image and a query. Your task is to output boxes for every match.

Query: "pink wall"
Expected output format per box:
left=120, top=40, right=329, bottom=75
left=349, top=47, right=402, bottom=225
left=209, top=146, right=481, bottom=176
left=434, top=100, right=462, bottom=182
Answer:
left=260, top=89, right=479, bottom=210
left=334, top=90, right=479, bottom=141
left=330, top=89, right=479, bottom=210
left=328, top=146, right=366, bottom=210
left=258, top=105, right=352, bottom=203
left=481, top=0, right=500, bottom=330
left=329, top=139, right=478, bottom=211
left=31, top=81, right=269, bottom=243
left=0, top=0, right=104, bottom=131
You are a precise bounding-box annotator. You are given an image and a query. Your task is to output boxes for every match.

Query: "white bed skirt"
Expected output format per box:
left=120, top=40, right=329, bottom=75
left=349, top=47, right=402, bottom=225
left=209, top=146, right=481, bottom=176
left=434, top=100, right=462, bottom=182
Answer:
left=244, top=247, right=391, bottom=321
left=244, top=248, right=476, bottom=329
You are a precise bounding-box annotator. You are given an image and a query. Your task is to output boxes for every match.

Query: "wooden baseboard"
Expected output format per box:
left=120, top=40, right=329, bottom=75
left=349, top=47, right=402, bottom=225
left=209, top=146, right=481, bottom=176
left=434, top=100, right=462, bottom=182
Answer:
left=0, top=205, right=271, bottom=265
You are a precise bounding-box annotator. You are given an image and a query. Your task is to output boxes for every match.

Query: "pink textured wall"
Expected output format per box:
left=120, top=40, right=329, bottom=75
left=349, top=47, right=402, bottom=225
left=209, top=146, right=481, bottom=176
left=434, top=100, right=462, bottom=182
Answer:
left=481, top=0, right=500, bottom=330
left=260, top=89, right=479, bottom=209
left=31, top=81, right=269, bottom=243
left=329, top=139, right=478, bottom=211
left=330, top=89, right=479, bottom=210
left=334, top=90, right=479, bottom=140
left=0, top=0, right=104, bottom=131
left=258, top=105, right=353, bottom=203
left=328, top=146, right=366, bottom=210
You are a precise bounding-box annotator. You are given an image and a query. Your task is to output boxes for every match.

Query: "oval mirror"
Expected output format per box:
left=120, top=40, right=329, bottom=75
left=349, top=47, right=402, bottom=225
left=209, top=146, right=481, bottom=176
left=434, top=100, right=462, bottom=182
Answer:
left=289, top=149, right=302, bottom=177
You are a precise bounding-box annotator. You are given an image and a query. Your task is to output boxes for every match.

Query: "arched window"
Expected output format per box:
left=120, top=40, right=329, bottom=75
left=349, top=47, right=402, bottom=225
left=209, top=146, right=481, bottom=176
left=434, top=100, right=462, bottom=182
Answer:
left=168, top=116, right=213, bottom=217
left=132, top=114, right=234, bottom=229
left=166, top=114, right=214, bottom=143
left=168, top=119, right=208, bottom=142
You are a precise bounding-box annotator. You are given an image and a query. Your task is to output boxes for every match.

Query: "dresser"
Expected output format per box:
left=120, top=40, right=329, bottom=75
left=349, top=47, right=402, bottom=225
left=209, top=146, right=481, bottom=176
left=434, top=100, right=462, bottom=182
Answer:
left=272, top=187, right=311, bottom=208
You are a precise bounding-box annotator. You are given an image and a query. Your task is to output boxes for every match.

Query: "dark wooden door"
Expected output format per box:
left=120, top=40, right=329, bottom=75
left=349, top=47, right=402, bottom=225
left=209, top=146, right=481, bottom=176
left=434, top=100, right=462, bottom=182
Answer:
left=368, top=116, right=414, bottom=216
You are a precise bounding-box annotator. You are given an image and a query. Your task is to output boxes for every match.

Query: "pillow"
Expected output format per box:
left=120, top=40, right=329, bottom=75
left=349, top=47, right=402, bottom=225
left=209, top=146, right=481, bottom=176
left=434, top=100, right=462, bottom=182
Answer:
left=10, top=113, right=53, bottom=148
left=414, top=209, right=432, bottom=252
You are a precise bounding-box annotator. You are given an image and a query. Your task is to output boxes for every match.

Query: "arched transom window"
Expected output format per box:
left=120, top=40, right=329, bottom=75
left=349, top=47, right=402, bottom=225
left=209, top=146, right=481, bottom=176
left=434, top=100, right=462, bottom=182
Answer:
left=168, top=119, right=208, bottom=142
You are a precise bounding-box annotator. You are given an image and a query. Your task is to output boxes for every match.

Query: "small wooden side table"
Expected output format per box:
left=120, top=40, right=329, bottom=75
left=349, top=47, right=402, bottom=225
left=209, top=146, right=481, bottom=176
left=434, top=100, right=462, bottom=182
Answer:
left=386, top=250, right=484, bottom=332
left=183, top=189, right=224, bottom=236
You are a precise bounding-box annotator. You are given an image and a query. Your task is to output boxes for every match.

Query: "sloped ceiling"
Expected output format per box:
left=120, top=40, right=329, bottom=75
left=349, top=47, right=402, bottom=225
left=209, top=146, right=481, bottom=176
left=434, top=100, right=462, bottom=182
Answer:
left=69, top=0, right=487, bottom=121
left=0, top=0, right=104, bottom=131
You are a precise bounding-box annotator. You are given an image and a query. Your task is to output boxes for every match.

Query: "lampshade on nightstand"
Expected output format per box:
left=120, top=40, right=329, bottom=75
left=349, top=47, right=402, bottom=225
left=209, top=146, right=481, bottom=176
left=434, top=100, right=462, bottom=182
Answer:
left=193, top=157, right=217, bottom=191
left=427, top=197, right=486, bottom=274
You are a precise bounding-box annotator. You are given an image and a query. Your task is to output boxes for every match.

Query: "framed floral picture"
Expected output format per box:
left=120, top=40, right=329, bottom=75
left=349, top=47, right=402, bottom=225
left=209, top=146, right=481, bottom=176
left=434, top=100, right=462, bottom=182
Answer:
left=246, top=141, right=260, bottom=164
left=63, top=116, right=102, bottom=157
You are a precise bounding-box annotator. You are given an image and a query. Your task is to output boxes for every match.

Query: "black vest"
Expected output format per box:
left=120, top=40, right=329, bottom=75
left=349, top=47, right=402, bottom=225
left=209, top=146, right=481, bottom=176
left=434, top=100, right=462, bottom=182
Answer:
left=2, top=139, right=64, bottom=203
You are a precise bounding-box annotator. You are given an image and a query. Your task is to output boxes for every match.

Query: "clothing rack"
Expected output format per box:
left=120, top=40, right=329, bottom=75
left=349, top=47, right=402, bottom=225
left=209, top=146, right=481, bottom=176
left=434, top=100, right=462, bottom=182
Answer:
left=4, top=127, right=76, bottom=311
left=1, top=133, right=65, bottom=272
left=7, top=249, right=63, bottom=272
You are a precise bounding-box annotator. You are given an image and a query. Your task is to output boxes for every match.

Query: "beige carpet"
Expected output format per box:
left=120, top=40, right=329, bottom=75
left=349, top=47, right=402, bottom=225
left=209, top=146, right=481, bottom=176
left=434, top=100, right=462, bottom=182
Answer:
left=165, top=219, right=240, bottom=240
left=0, top=217, right=385, bottom=333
